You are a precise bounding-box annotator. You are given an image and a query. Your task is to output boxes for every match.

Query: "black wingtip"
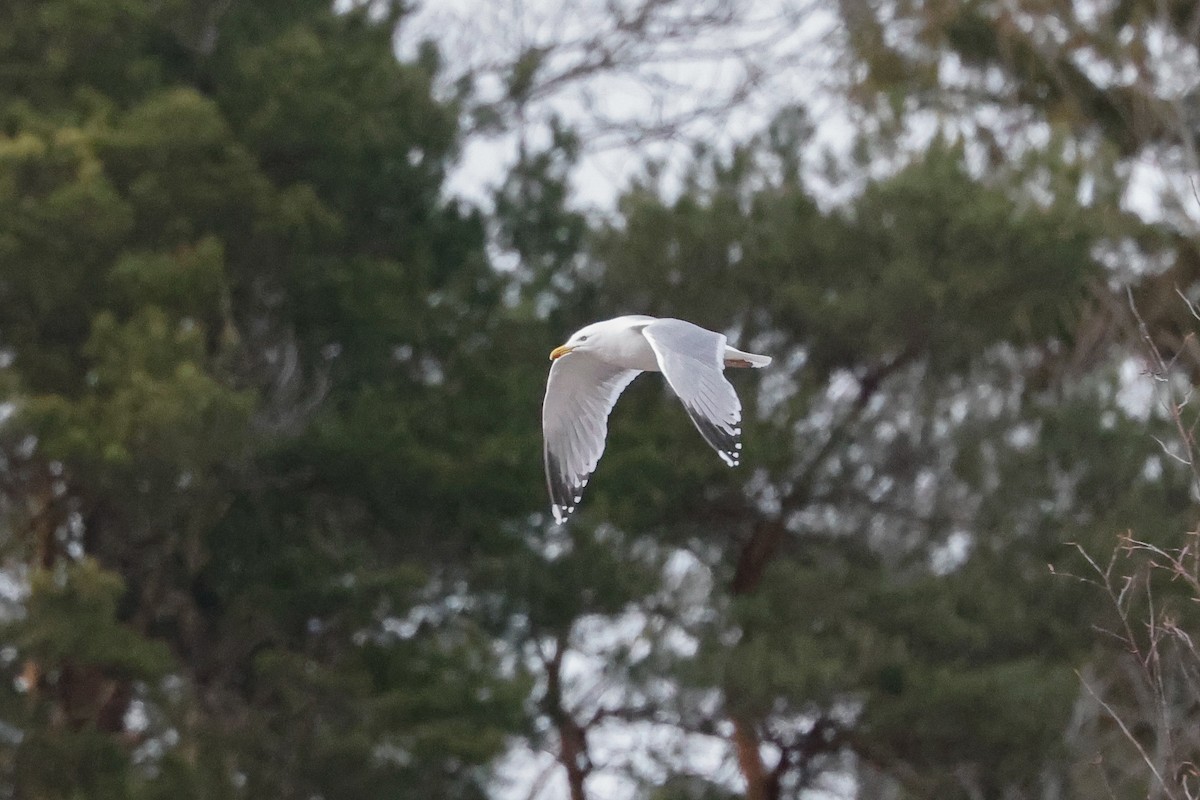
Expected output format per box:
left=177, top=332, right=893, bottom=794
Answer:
left=684, top=405, right=743, bottom=468
left=546, top=451, right=589, bottom=524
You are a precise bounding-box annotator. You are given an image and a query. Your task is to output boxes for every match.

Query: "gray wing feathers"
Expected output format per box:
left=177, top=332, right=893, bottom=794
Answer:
left=642, top=319, right=743, bottom=467
left=543, top=355, right=640, bottom=523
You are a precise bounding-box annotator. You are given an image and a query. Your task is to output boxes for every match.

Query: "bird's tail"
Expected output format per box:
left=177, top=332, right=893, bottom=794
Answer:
left=724, top=347, right=772, bottom=368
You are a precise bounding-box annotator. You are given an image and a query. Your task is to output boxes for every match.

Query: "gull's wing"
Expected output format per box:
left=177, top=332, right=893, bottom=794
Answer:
left=642, top=319, right=742, bottom=467
left=543, top=354, right=641, bottom=523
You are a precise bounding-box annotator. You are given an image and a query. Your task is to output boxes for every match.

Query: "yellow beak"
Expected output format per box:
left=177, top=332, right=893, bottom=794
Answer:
left=549, top=344, right=574, bottom=361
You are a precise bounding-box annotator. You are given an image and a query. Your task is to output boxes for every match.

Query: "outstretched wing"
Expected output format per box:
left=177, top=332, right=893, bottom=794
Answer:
left=543, top=354, right=641, bottom=523
left=642, top=319, right=742, bottom=466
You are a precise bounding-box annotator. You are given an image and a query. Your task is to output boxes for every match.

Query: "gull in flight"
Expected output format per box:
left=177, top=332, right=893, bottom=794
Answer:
left=543, top=315, right=771, bottom=523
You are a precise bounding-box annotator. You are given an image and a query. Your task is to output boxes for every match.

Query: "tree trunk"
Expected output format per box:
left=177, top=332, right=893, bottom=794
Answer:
left=732, top=519, right=787, bottom=595
left=544, top=634, right=590, bottom=800
left=560, top=719, right=590, bottom=800
left=729, top=519, right=782, bottom=800
left=732, top=715, right=770, bottom=800
left=21, top=476, right=57, bottom=701
left=22, top=472, right=133, bottom=737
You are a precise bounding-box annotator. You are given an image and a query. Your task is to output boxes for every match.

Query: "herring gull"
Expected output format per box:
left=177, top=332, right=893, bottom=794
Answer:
left=543, top=315, right=771, bottom=523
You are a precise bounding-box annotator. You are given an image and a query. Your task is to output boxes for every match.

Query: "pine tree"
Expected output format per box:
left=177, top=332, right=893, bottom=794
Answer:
left=0, top=2, right=533, bottom=796
left=513, top=128, right=1193, bottom=797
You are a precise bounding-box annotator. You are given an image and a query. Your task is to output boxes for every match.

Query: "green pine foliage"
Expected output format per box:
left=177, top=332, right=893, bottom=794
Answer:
left=0, top=1, right=534, bottom=797
left=570, top=129, right=1189, bottom=796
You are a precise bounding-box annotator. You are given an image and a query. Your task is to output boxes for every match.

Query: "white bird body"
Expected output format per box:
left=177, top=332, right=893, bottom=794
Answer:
left=560, top=315, right=770, bottom=373
left=542, top=315, right=771, bottom=523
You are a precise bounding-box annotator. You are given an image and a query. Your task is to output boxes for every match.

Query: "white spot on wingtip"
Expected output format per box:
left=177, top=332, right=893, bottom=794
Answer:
left=734, top=443, right=743, bottom=449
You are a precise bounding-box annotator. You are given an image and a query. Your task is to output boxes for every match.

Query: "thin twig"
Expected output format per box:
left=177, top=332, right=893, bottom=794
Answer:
left=1078, top=671, right=1177, bottom=800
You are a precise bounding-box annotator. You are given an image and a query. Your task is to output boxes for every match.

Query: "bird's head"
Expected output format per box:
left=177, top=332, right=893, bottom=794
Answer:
left=549, top=321, right=607, bottom=360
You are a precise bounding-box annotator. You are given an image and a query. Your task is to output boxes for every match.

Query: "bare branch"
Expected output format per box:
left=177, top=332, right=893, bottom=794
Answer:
left=1078, top=670, right=1178, bottom=800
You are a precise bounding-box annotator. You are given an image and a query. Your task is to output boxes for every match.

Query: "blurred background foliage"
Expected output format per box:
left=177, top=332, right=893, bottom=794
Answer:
left=0, top=0, right=1198, bottom=798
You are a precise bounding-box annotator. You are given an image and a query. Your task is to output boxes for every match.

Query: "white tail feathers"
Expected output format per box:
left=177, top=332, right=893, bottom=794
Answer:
left=723, top=347, right=772, bottom=368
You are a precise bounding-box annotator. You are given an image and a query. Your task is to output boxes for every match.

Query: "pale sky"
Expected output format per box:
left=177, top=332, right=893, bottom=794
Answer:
left=398, top=0, right=850, bottom=212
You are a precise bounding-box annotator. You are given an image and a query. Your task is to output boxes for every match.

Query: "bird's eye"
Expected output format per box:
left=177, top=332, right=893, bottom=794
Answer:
left=578, top=335, right=589, bottom=342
